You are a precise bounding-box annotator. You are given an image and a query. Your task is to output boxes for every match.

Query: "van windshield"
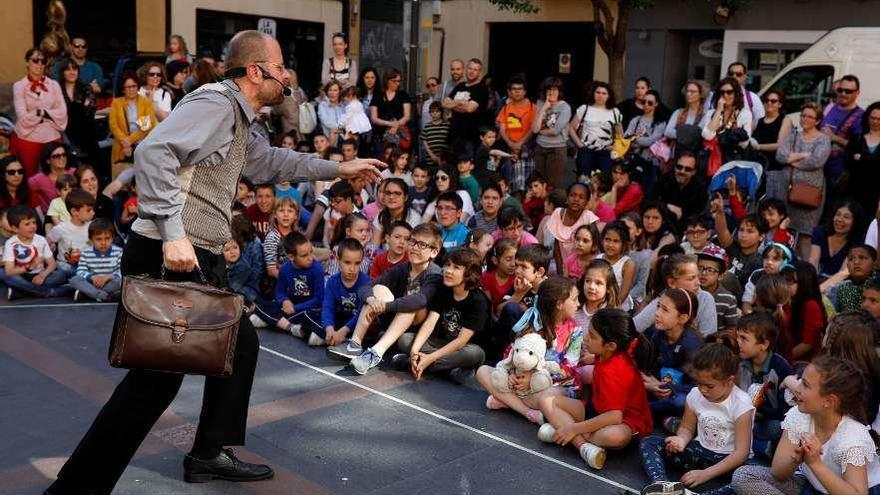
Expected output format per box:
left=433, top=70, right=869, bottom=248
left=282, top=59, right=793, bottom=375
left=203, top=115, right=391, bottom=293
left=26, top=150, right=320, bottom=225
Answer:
left=767, top=65, right=835, bottom=115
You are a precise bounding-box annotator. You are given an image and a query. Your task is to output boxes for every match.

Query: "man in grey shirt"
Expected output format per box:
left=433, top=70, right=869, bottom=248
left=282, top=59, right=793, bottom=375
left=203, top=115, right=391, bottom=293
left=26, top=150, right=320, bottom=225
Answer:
left=47, top=30, right=383, bottom=495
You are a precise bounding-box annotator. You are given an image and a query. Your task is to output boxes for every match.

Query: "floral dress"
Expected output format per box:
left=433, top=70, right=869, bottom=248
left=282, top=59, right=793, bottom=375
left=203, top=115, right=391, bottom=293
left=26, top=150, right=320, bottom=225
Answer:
left=545, top=320, right=584, bottom=398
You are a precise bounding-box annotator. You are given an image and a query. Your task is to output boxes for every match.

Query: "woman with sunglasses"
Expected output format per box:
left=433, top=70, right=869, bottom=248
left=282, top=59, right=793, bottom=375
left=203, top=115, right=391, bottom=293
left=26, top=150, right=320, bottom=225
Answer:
left=138, top=61, right=172, bottom=122
left=58, top=57, right=98, bottom=160
left=754, top=90, right=793, bottom=200
left=11, top=48, right=68, bottom=177
left=109, top=72, right=157, bottom=166
left=624, top=89, right=667, bottom=192
left=702, top=76, right=753, bottom=163
left=0, top=156, right=39, bottom=209
left=776, top=102, right=832, bottom=258
left=421, top=166, right=474, bottom=224
left=322, top=32, right=358, bottom=89
left=28, top=143, right=76, bottom=212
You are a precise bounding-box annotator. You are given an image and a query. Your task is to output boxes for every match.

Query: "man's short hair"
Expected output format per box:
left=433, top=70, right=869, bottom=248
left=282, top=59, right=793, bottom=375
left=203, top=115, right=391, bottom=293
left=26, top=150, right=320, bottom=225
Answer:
left=337, top=237, right=364, bottom=258
left=507, top=74, right=527, bottom=89
left=841, top=74, right=861, bottom=90
left=515, top=244, right=551, bottom=272
left=255, top=183, right=275, bottom=194
left=225, top=30, right=271, bottom=72
left=727, top=62, right=746, bottom=73
left=282, top=231, right=310, bottom=254
left=436, top=191, right=463, bottom=211
left=467, top=58, right=483, bottom=67
left=341, top=138, right=358, bottom=150
left=88, top=217, right=116, bottom=239
left=65, top=188, right=96, bottom=212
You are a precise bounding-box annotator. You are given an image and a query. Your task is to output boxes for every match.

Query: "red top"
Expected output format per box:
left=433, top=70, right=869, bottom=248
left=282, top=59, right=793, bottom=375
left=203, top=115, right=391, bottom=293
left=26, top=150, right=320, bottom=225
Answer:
left=246, top=205, right=272, bottom=241
left=523, top=197, right=547, bottom=231
left=591, top=352, right=653, bottom=437
left=782, top=300, right=824, bottom=362
left=369, top=250, right=408, bottom=280
left=481, top=270, right=514, bottom=307
left=613, top=183, right=644, bottom=217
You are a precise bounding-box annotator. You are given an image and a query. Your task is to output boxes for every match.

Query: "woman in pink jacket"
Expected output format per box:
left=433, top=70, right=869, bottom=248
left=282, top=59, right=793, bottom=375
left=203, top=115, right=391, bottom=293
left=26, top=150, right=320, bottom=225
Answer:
left=11, top=48, right=68, bottom=177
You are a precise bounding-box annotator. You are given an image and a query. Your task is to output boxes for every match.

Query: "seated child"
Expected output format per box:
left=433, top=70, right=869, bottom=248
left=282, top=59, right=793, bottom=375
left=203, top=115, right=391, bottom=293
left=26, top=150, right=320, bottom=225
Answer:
left=712, top=195, right=767, bottom=292
left=758, top=197, right=794, bottom=251
left=436, top=192, right=470, bottom=250
left=69, top=218, right=123, bottom=302
left=680, top=214, right=717, bottom=255
left=1, top=206, right=69, bottom=298
left=322, top=181, right=358, bottom=249
left=482, top=238, right=518, bottom=315
left=408, top=163, right=432, bottom=216
left=328, top=223, right=443, bottom=374
left=735, top=311, right=793, bottom=460
left=464, top=228, right=494, bottom=265
left=322, top=238, right=370, bottom=348
left=563, top=223, right=599, bottom=281
left=456, top=152, right=480, bottom=206
left=643, top=288, right=703, bottom=423
left=326, top=213, right=376, bottom=276
left=641, top=343, right=754, bottom=495
left=254, top=232, right=324, bottom=340
left=468, top=184, right=504, bottom=233
left=45, top=173, right=77, bottom=233
left=476, top=276, right=584, bottom=425
left=633, top=254, right=718, bottom=337
left=264, top=198, right=301, bottom=280
left=523, top=172, right=550, bottom=232
left=47, top=189, right=95, bottom=279
left=731, top=356, right=880, bottom=495
left=538, top=308, right=653, bottom=470
left=861, top=276, right=880, bottom=319
left=826, top=244, right=876, bottom=312
left=595, top=221, right=635, bottom=310
left=394, top=247, right=489, bottom=379
left=494, top=206, right=538, bottom=247
left=224, top=237, right=261, bottom=308
left=697, top=245, right=739, bottom=332
left=369, top=221, right=411, bottom=280
left=493, top=244, right=551, bottom=358
left=742, top=242, right=793, bottom=313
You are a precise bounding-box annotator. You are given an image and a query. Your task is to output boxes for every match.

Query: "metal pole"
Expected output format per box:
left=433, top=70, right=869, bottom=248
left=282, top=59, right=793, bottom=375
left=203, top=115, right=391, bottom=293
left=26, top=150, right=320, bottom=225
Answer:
left=407, top=0, right=421, bottom=97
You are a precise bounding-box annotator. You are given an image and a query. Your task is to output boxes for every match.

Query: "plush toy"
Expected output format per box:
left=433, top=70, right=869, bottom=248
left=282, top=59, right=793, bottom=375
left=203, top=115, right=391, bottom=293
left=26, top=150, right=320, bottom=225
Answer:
left=491, top=333, right=561, bottom=395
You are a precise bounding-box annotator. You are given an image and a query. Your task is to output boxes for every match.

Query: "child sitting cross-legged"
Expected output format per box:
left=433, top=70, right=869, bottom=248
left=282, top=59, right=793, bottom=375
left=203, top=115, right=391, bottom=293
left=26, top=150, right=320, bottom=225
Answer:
left=640, top=343, right=755, bottom=495
left=328, top=223, right=444, bottom=374
left=321, top=238, right=370, bottom=348
left=1, top=205, right=70, bottom=299
left=253, top=232, right=324, bottom=342
left=538, top=308, right=653, bottom=470
left=825, top=244, right=877, bottom=312
left=476, top=276, right=584, bottom=426
left=47, top=188, right=96, bottom=280
left=393, top=247, right=489, bottom=381
left=69, top=218, right=123, bottom=302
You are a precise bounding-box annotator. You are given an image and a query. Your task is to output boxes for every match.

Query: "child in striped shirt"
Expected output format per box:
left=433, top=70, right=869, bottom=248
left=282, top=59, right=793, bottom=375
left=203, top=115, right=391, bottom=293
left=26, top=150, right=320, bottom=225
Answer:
left=70, top=218, right=123, bottom=302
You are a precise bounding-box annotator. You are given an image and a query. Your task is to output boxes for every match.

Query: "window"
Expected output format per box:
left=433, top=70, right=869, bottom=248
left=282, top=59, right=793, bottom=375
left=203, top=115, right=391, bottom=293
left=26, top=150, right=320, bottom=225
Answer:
left=744, top=47, right=806, bottom=91
left=767, top=65, right=835, bottom=115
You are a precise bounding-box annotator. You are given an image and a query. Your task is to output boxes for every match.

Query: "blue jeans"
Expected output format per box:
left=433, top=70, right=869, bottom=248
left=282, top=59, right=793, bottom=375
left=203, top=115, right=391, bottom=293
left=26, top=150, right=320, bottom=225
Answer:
left=752, top=418, right=782, bottom=460
left=0, top=269, right=70, bottom=297
left=640, top=435, right=734, bottom=495
left=69, top=275, right=122, bottom=301
left=649, top=390, right=688, bottom=418
left=575, top=148, right=611, bottom=177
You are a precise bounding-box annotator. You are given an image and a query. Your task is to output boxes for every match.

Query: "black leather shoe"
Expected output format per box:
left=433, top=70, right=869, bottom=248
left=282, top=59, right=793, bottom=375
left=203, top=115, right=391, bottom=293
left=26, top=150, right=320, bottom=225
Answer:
left=183, top=448, right=274, bottom=483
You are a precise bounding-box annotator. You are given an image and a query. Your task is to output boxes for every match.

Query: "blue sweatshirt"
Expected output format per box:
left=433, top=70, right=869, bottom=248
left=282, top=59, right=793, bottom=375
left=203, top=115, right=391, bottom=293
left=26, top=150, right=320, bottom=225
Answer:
left=227, top=259, right=260, bottom=304
left=275, top=258, right=324, bottom=311
left=322, top=272, right=370, bottom=330
left=648, top=326, right=703, bottom=395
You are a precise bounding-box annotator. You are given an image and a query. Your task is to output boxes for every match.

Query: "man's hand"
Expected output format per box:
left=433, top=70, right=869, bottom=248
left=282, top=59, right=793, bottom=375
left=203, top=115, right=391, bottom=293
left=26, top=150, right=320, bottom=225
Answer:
left=338, top=158, right=385, bottom=184
left=162, top=237, right=198, bottom=272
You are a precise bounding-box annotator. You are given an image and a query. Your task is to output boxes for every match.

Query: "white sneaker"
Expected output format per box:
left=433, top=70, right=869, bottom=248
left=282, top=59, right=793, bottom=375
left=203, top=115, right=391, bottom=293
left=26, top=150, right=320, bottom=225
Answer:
left=641, top=482, right=685, bottom=495
left=537, top=423, right=556, bottom=443
left=73, top=289, right=80, bottom=302
left=249, top=313, right=267, bottom=328
left=288, top=324, right=305, bottom=339
left=579, top=442, right=606, bottom=470
left=307, top=332, right=325, bottom=347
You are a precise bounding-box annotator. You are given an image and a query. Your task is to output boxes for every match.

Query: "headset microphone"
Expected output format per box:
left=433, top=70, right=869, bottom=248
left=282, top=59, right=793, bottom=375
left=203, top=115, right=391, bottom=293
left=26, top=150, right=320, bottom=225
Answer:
left=224, top=66, right=292, bottom=97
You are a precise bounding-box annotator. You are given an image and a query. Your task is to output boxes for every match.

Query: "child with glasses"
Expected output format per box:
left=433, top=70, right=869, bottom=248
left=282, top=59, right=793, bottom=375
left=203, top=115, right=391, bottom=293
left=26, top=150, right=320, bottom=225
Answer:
left=697, top=245, right=739, bottom=332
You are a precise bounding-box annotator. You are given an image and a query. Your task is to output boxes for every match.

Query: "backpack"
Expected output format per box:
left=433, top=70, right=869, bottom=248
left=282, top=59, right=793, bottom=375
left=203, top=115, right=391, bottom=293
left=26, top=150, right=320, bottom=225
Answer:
left=298, top=101, right=317, bottom=135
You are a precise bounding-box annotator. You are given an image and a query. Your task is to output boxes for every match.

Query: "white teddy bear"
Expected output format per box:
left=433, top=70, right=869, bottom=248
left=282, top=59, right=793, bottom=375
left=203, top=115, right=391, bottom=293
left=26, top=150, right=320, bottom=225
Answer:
left=491, top=333, right=561, bottom=396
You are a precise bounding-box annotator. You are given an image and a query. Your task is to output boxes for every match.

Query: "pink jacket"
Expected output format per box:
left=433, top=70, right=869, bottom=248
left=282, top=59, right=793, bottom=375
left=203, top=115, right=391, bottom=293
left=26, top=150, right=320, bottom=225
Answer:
left=13, top=76, right=67, bottom=143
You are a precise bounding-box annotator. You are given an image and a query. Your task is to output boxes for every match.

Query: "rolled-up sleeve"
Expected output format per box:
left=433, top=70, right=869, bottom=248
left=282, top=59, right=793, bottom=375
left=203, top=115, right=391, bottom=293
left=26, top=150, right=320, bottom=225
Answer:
left=133, top=94, right=234, bottom=241
left=244, top=131, right=339, bottom=184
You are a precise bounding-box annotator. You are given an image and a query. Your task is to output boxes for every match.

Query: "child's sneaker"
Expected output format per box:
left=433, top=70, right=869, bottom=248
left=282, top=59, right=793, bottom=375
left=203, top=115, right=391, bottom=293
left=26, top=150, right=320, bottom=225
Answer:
left=391, top=353, right=410, bottom=371
left=537, top=423, right=556, bottom=443
left=641, top=482, right=685, bottom=495
left=485, top=395, right=508, bottom=410
left=6, top=287, right=13, bottom=301
left=327, top=339, right=363, bottom=360
left=578, top=442, right=606, bottom=470
left=249, top=313, right=267, bottom=328
left=525, top=409, right=545, bottom=425
left=73, top=289, right=80, bottom=302
left=351, top=348, right=381, bottom=375
left=288, top=324, right=304, bottom=339
left=307, top=332, right=325, bottom=347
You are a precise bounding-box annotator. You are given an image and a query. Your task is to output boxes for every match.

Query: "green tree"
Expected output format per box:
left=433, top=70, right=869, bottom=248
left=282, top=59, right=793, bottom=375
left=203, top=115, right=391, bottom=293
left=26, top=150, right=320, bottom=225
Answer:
left=490, top=0, right=749, bottom=97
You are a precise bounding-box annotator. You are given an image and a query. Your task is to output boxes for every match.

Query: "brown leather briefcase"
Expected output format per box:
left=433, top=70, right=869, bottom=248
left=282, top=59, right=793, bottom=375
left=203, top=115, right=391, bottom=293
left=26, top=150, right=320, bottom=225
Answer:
left=109, top=274, right=244, bottom=377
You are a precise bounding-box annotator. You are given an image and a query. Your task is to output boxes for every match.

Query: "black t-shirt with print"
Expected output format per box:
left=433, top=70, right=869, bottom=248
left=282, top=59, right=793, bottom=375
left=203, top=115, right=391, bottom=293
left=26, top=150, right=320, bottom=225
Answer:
left=448, top=81, right=489, bottom=143
left=429, top=287, right=490, bottom=344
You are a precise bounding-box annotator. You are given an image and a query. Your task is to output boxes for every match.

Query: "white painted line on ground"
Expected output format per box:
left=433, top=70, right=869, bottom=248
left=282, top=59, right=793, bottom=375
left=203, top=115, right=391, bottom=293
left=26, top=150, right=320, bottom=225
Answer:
left=260, top=345, right=640, bottom=494
left=0, top=302, right=115, bottom=309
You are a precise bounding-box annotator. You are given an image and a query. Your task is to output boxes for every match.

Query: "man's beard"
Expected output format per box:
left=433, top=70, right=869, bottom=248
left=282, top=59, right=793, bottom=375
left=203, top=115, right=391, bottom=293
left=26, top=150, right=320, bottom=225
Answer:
left=259, top=84, right=284, bottom=106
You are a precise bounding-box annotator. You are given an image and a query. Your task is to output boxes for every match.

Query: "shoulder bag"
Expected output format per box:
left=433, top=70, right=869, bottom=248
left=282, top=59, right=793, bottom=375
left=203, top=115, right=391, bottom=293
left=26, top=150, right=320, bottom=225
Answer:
left=786, top=132, right=823, bottom=209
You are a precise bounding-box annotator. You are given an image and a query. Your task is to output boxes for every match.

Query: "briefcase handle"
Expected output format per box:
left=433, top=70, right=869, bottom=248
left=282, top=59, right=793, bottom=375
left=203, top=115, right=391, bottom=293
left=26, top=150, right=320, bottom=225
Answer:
left=159, top=265, right=208, bottom=284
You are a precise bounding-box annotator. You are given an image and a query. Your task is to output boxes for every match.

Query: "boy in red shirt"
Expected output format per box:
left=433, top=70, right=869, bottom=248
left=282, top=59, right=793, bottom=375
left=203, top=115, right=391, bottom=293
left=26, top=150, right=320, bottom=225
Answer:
left=369, top=221, right=411, bottom=280
left=523, top=172, right=550, bottom=232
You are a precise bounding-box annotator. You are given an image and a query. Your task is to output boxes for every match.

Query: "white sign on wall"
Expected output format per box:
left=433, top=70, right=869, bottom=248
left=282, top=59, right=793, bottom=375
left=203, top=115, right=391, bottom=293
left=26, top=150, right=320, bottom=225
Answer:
left=258, top=18, right=277, bottom=38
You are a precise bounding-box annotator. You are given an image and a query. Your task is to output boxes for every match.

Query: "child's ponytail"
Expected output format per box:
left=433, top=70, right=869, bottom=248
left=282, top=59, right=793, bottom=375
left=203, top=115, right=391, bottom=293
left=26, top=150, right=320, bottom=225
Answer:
left=591, top=308, right=653, bottom=372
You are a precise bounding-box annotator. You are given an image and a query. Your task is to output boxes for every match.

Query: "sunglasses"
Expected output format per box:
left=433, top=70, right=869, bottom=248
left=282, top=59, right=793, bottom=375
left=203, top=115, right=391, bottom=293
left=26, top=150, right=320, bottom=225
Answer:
left=73, top=43, right=87, bottom=49
left=728, top=71, right=745, bottom=77
left=719, top=89, right=735, bottom=95
left=147, top=71, right=163, bottom=77
left=50, top=152, right=67, bottom=159
left=30, top=58, right=46, bottom=64
left=675, top=164, right=696, bottom=172
left=644, top=100, right=657, bottom=107
left=6, top=168, right=25, bottom=176
left=435, top=175, right=449, bottom=181
left=764, top=98, right=780, bottom=104
left=836, top=87, right=857, bottom=95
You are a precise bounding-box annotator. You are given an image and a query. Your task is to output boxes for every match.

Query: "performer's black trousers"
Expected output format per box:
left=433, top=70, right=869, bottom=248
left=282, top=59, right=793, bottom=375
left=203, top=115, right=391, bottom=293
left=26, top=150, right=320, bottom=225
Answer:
left=48, top=233, right=260, bottom=495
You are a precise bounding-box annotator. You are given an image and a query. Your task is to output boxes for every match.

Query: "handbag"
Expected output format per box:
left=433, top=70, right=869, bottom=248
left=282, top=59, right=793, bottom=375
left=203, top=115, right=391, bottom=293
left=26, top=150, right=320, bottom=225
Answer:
left=786, top=132, right=822, bottom=209
left=108, top=269, right=244, bottom=377
left=298, top=101, right=317, bottom=134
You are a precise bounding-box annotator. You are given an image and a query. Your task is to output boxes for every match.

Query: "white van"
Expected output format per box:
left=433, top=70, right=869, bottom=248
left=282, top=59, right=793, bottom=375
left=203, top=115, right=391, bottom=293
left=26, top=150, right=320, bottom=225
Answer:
left=758, top=27, right=880, bottom=115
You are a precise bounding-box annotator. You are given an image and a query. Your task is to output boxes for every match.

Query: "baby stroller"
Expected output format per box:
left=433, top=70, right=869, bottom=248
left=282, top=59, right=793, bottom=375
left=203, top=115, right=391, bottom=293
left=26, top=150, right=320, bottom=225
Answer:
left=708, top=160, right=765, bottom=214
